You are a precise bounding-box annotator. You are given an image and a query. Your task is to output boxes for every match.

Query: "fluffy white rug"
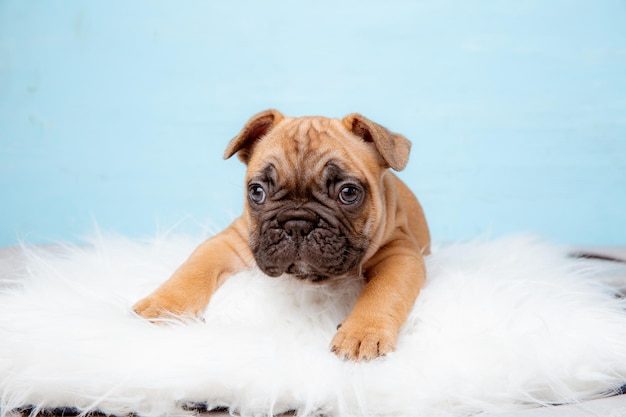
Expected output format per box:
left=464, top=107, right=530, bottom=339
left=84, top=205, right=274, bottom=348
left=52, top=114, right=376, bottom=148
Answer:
left=1, top=234, right=626, bottom=417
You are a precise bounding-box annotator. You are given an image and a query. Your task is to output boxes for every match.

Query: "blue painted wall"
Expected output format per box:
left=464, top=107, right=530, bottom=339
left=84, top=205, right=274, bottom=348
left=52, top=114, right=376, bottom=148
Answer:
left=1, top=1, right=625, bottom=247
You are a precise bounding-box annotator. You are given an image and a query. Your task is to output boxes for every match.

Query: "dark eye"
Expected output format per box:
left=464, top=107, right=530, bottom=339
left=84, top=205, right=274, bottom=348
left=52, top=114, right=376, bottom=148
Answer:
left=338, top=185, right=361, bottom=205
left=248, top=184, right=266, bottom=205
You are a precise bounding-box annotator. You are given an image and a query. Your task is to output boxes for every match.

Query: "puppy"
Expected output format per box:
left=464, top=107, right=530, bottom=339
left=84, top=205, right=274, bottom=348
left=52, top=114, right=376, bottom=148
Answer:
left=133, top=110, right=430, bottom=361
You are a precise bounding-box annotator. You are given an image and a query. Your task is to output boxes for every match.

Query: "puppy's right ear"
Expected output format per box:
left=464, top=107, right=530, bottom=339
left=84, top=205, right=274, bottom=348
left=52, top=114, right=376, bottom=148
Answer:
left=223, top=109, right=285, bottom=164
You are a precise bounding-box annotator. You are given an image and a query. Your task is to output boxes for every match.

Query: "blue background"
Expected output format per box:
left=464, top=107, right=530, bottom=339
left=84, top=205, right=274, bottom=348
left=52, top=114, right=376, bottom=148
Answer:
left=1, top=1, right=625, bottom=247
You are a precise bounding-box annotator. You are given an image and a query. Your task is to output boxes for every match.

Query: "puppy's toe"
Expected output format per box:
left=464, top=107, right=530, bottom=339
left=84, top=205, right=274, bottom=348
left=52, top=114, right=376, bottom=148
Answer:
left=357, top=333, right=391, bottom=361
left=330, top=331, right=359, bottom=360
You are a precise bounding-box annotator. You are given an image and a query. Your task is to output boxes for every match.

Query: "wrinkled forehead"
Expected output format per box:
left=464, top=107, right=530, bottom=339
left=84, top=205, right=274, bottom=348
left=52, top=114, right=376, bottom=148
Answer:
left=246, top=117, right=380, bottom=184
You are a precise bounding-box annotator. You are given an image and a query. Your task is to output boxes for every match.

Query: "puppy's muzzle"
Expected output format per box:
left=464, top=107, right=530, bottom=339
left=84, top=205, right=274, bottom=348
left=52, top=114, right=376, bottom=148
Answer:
left=253, top=207, right=366, bottom=281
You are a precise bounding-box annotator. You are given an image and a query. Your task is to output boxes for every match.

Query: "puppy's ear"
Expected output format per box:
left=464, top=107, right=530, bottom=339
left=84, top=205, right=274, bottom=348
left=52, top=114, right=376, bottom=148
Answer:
left=342, top=114, right=411, bottom=171
left=224, top=109, right=285, bottom=163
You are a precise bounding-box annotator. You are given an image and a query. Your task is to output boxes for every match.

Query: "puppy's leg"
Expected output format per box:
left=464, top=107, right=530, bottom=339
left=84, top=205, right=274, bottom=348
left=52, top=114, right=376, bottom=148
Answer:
left=133, top=218, right=251, bottom=320
left=330, top=238, right=425, bottom=361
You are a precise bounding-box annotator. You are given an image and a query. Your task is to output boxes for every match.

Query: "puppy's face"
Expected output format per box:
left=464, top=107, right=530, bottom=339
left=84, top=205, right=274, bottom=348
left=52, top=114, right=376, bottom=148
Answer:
left=245, top=119, right=380, bottom=282
left=225, top=110, right=411, bottom=283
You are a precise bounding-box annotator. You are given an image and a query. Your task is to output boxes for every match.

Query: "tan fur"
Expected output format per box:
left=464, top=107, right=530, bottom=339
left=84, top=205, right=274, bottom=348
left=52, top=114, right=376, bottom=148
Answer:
left=133, top=110, right=430, bottom=361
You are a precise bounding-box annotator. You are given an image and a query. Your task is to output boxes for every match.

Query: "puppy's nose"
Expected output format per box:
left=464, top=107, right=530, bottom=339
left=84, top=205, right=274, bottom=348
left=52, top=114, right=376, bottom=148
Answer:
left=283, top=219, right=314, bottom=237
left=277, top=209, right=317, bottom=238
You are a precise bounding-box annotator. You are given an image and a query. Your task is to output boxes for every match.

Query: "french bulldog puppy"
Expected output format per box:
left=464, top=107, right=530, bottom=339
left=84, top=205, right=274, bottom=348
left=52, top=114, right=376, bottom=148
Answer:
left=133, top=110, right=430, bottom=361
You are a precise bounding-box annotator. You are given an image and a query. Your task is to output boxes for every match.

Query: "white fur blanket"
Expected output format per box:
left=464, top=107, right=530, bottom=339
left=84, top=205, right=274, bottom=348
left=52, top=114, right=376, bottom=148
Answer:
left=1, top=234, right=625, bottom=417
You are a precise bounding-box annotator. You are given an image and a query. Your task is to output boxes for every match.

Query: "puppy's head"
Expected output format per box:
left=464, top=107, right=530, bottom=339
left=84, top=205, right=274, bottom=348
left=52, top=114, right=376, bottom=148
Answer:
left=224, top=110, right=411, bottom=282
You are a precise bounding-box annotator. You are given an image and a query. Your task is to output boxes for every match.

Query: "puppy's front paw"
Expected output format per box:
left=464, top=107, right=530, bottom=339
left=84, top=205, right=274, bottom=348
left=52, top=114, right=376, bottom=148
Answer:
left=132, top=293, right=190, bottom=321
left=330, top=320, right=397, bottom=361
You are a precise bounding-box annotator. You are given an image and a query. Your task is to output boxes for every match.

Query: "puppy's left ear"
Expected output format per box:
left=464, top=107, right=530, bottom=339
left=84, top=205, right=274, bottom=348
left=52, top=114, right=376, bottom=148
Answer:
left=342, top=114, right=411, bottom=171
left=224, top=109, right=285, bottom=164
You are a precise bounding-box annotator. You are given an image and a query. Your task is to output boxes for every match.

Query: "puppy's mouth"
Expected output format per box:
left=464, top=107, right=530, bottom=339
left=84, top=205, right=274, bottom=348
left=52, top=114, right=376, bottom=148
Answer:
left=287, top=264, right=330, bottom=283
left=295, top=274, right=330, bottom=283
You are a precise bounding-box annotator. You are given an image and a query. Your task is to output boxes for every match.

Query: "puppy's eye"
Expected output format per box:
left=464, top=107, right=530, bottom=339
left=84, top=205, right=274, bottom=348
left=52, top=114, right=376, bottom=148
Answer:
left=248, top=185, right=266, bottom=205
left=338, top=185, right=361, bottom=205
